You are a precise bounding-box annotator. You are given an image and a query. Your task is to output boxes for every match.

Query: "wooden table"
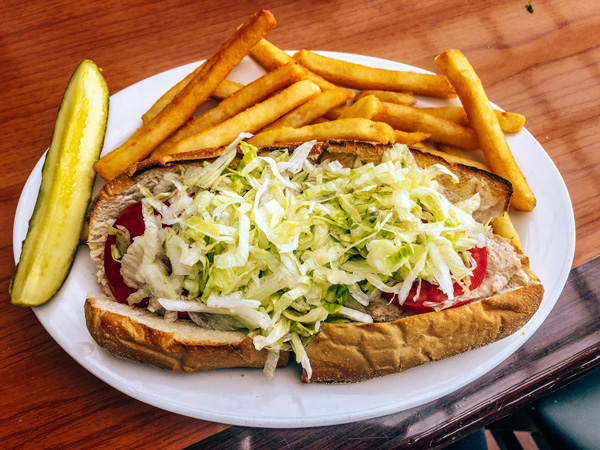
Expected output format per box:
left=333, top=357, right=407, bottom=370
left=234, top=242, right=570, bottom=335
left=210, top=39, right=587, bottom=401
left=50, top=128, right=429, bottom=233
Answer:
left=2, top=1, right=599, bottom=448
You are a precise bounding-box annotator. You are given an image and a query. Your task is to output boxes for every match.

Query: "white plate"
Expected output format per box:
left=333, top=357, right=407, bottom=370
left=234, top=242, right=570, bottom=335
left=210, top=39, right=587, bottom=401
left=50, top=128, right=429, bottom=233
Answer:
left=13, top=52, right=575, bottom=428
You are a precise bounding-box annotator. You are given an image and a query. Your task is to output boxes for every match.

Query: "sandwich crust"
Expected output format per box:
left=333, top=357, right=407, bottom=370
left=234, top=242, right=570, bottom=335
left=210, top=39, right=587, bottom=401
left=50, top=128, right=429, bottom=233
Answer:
left=302, top=278, right=543, bottom=383
left=85, top=294, right=289, bottom=372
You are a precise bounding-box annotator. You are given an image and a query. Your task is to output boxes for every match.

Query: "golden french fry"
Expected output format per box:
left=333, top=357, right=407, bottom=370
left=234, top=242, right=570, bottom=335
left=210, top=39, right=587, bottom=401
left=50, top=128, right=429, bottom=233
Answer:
left=153, top=62, right=305, bottom=157
left=248, top=118, right=395, bottom=147
left=249, top=38, right=292, bottom=71
left=143, top=76, right=243, bottom=123
left=299, top=67, right=339, bottom=92
left=311, top=117, right=330, bottom=125
left=212, top=80, right=244, bottom=99
left=374, top=102, right=480, bottom=149
left=355, top=90, right=416, bottom=106
left=250, top=39, right=338, bottom=91
left=417, top=106, right=525, bottom=133
left=416, top=146, right=489, bottom=171
left=393, top=130, right=431, bottom=146
left=141, top=60, right=210, bottom=125
left=338, top=95, right=383, bottom=120
left=492, top=212, right=523, bottom=251
left=435, top=49, right=536, bottom=211
left=293, top=50, right=457, bottom=98
left=260, top=89, right=354, bottom=132
left=437, top=143, right=466, bottom=158
left=409, top=142, right=429, bottom=152
left=414, top=106, right=472, bottom=125
left=495, top=110, right=526, bottom=133
left=324, top=105, right=346, bottom=120
left=325, top=95, right=395, bottom=120
left=94, top=10, right=276, bottom=180
left=322, top=97, right=384, bottom=120
left=259, top=118, right=395, bottom=146
left=166, top=80, right=321, bottom=154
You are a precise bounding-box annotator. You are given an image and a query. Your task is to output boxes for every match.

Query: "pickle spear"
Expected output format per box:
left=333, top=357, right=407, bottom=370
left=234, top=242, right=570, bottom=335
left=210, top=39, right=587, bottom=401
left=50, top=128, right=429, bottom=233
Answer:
left=10, top=60, right=109, bottom=307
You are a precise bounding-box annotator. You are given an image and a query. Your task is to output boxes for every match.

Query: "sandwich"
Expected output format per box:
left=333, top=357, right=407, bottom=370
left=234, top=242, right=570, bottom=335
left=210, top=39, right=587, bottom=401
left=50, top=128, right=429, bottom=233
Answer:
left=84, top=138, right=543, bottom=382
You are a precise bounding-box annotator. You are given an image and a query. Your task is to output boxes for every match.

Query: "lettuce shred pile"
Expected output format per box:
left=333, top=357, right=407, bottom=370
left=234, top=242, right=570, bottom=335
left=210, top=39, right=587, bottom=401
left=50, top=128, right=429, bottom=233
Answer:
left=118, top=136, right=487, bottom=378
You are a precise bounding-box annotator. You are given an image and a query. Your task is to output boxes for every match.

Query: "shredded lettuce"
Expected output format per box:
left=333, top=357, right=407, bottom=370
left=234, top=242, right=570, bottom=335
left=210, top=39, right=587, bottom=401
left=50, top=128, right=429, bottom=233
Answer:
left=106, top=222, right=131, bottom=261
left=122, top=138, right=488, bottom=379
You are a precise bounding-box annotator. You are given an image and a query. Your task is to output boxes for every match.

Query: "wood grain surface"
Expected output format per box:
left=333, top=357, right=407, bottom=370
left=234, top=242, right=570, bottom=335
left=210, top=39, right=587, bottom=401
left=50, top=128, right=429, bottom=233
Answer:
left=1, top=0, right=599, bottom=448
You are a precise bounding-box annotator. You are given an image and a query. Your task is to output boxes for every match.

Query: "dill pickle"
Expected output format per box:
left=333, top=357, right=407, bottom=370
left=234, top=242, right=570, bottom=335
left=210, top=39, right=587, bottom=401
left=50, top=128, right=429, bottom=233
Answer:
left=10, top=60, right=109, bottom=306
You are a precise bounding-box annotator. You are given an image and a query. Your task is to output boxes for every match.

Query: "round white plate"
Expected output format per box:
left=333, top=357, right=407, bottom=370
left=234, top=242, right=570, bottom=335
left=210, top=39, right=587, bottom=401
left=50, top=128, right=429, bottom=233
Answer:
left=13, top=52, right=575, bottom=428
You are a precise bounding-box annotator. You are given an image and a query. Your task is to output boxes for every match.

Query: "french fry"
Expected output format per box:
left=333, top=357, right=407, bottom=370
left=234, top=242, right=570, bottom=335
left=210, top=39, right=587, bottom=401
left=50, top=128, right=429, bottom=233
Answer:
left=293, top=50, right=457, bottom=98
left=249, top=38, right=292, bottom=71
left=212, top=80, right=244, bottom=99
left=260, top=89, right=354, bottom=132
left=311, top=117, right=330, bottom=125
left=374, top=102, right=480, bottom=149
left=325, top=95, right=394, bottom=121
left=250, top=39, right=338, bottom=91
left=417, top=106, right=526, bottom=133
left=355, top=90, right=416, bottom=106
left=324, top=105, right=346, bottom=120
left=338, top=95, right=383, bottom=120
left=416, top=146, right=490, bottom=171
left=94, top=10, right=276, bottom=180
left=165, top=80, right=321, bottom=154
left=494, top=110, right=526, bottom=133
left=437, top=143, right=466, bottom=158
left=141, top=59, right=210, bottom=125
left=143, top=75, right=243, bottom=123
left=296, top=67, right=339, bottom=91
left=393, top=130, right=431, bottom=146
left=322, top=97, right=384, bottom=121
left=435, top=49, right=536, bottom=211
left=248, top=118, right=395, bottom=147
left=409, top=142, right=429, bottom=152
left=491, top=212, right=523, bottom=251
left=153, top=62, right=305, bottom=157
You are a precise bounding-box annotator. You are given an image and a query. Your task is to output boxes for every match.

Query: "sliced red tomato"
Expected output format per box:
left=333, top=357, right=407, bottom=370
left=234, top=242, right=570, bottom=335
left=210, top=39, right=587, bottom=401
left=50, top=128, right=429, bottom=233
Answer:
left=382, top=246, right=488, bottom=314
left=103, top=201, right=190, bottom=319
left=103, top=202, right=148, bottom=307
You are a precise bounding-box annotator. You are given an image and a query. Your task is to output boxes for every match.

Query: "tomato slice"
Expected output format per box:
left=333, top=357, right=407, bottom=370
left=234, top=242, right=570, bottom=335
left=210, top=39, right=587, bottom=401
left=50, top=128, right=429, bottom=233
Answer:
left=103, top=202, right=148, bottom=307
left=382, top=247, right=488, bottom=314
left=103, top=202, right=189, bottom=319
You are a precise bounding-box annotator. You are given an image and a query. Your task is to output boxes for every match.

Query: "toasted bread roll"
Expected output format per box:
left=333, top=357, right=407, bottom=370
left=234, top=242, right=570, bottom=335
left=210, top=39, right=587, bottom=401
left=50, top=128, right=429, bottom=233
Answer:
left=302, top=261, right=542, bottom=382
left=85, top=140, right=542, bottom=382
left=86, top=293, right=289, bottom=371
